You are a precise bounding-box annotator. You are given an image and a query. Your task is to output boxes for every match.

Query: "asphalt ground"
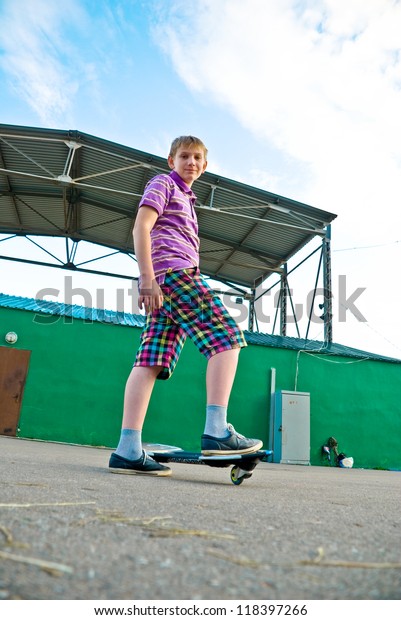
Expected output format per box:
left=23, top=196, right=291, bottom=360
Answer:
left=0, top=436, right=400, bottom=603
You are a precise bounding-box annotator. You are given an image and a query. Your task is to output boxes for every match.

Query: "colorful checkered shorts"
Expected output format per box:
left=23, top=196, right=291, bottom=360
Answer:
left=134, top=269, right=247, bottom=380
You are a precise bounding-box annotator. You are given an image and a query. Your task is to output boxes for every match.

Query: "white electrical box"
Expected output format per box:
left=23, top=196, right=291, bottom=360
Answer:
left=269, top=390, right=310, bottom=465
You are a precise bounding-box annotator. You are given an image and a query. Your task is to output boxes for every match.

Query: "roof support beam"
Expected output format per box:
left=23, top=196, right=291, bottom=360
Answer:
left=323, top=225, right=333, bottom=343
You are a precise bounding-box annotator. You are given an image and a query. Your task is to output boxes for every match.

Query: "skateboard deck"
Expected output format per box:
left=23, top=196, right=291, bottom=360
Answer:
left=148, top=448, right=273, bottom=485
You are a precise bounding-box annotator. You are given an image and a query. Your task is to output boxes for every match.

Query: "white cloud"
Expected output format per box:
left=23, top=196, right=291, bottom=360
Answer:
left=0, top=0, right=95, bottom=126
left=153, top=0, right=401, bottom=214
left=0, top=0, right=81, bottom=125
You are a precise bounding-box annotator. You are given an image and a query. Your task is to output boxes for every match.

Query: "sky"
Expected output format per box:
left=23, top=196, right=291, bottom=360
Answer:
left=0, top=0, right=400, bottom=360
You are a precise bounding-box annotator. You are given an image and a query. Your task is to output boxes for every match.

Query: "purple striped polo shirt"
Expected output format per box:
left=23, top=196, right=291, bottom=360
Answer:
left=138, top=170, right=199, bottom=283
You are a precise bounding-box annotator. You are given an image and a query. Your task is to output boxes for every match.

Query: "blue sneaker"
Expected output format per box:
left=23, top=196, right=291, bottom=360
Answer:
left=109, top=451, right=171, bottom=476
left=201, top=423, right=263, bottom=455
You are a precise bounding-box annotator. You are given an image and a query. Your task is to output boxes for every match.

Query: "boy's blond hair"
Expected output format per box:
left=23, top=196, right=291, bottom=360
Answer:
left=169, top=136, right=208, bottom=160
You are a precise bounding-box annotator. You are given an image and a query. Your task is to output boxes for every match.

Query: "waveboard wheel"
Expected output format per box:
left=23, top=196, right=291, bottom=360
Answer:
left=231, top=465, right=248, bottom=485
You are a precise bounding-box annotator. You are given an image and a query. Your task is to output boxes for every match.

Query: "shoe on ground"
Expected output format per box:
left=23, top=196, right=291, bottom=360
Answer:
left=201, top=423, right=263, bottom=455
left=109, top=451, right=171, bottom=476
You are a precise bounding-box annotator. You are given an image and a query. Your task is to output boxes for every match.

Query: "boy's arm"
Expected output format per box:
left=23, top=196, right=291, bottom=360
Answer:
left=133, top=206, right=164, bottom=313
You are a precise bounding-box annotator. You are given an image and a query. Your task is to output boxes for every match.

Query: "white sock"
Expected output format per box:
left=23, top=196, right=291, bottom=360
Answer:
left=204, top=405, right=229, bottom=438
left=115, top=429, right=142, bottom=461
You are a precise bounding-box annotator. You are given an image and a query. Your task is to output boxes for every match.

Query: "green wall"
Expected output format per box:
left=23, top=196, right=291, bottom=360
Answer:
left=1, top=305, right=400, bottom=469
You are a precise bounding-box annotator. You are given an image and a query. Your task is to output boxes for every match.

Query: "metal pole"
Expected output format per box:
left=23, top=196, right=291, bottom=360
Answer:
left=248, top=289, right=255, bottom=332
left=323, top=225, right=333, bottom=342
left=280, top=264, right=287, bottom=336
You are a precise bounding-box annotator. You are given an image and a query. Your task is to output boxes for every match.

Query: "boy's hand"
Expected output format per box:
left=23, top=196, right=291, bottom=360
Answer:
left=139, top=279, right=164, bottom=314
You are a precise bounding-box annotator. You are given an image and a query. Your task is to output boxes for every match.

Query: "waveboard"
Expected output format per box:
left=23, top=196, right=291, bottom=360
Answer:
left=148, top=447, right=273, bottom=485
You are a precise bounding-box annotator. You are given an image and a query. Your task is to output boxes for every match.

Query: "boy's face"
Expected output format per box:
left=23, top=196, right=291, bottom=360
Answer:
left=168, top=145, right=207, bottom=187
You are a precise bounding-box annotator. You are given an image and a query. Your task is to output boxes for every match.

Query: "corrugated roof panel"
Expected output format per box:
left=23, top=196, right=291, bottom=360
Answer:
left=244, top=330, right=401, bottom=363
left=0, top=196, right=20, bottom=227
left=0, top=292, right=145, bottom=328
left=76, top=146, right=162, bottom=206
left=245, top=226, right=315, bottom=259
left=198, top=211, right=256, bottom=245
left=16, top=196, right=66, bottom=233
left=77, top=203, right=133, bottom=249
left=0, top=136, right=68, bottom=179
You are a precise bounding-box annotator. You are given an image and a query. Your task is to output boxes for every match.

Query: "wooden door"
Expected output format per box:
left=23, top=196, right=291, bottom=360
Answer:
left=0, top=346, right=31, bottom=436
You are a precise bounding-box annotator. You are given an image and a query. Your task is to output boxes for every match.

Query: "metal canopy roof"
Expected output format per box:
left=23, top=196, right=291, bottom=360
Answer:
left=0, top=123, right=337, bottom=290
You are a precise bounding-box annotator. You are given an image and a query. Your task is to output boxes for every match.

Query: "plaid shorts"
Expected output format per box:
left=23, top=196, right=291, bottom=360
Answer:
left=134, top=269, right=247, bottom=380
